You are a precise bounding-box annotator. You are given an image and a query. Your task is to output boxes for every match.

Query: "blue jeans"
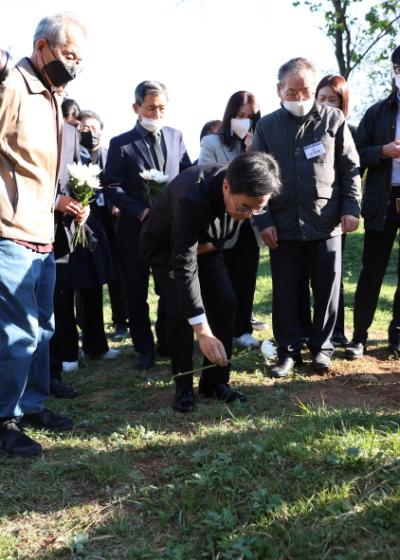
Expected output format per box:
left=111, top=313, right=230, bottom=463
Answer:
left=0, top=239, right=55, bottom=418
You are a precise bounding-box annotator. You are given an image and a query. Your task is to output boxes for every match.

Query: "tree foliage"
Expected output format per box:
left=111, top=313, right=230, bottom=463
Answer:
left=293, top=0, right=400, bottom=78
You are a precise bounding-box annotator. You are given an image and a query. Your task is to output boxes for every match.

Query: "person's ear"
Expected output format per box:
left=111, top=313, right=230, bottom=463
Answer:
left=276, top=82, right=282, bottom=99
left=35, top=38, right=47, bottom=54
left=223, top=179, right=231, bottom=194
left=132, top=103, right=139, bottom=115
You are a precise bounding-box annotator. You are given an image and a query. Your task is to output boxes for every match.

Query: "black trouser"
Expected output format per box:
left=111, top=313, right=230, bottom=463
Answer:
left=118, top=248, right=154, bottom=354
left=50, top=282, right=79, bottom=380
left=353, top=192, right=400, bottom=345
left=50, top=270, right=108, bottom=379
left=79, top=287, right=109, bottom=356
left=107, top=274, right=129, bottom=328
left=299, top=234, right=347, bottom=341
left=270, top=236, right=341, bottom=358
left=224, top=220, right=260, bottom=337
left=151, top=251, right=237, bottom=392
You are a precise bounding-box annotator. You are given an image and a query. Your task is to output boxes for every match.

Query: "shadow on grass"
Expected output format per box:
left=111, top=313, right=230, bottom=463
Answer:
left=15, top=400, right=400, bottom=559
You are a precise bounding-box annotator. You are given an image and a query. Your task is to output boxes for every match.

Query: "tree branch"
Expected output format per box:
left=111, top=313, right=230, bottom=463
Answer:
left=348, top=13, right=400, bottom=74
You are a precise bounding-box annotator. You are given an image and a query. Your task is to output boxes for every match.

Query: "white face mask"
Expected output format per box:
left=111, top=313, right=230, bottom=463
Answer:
left=231, top=118, right=252, bottom=139
left=282, top=98, right=314, bottom=117
left=140, top=116, right=162, bottom=134
left=394, top=74, right=400, bottom=91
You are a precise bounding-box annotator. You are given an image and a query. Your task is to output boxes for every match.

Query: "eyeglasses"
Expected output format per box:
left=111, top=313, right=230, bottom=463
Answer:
left=47, top=41, right=84, bottom=73
left=282, top=88, right=315, bottom=101
left=235, top=205, right=267, bottom=216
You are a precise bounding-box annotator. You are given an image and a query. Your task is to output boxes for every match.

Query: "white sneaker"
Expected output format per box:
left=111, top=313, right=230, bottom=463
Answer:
left=233, top=333, right=260, bottom=348
left=98, top=348, right=120, bottom=360
left=62, top=360, right=79, bottom=373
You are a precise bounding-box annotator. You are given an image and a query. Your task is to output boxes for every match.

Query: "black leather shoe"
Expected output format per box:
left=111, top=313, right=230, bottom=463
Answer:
left=270, top=356, right=302, bottom=378
left=21, top=408, right=74, bottom=432
left=51, top=379, right=80, bottom=399
left=134, top=351, right=154, bottom=371
left=345, top=341, right=365, bottom=360
left=0, top=419, right=42, bottom=457
left=199, top=383, right=247, bottom=403
left=172, top=390, right=195, bottom=413
left=331, top=334, right=349, bottom=348
left=312, top=352, right=332, bottom=372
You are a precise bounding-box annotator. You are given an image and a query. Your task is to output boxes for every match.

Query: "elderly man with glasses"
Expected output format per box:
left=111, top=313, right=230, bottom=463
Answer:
left=253, top=57, right=361, bottom=378
left=0, top=13, right=87, bottom=457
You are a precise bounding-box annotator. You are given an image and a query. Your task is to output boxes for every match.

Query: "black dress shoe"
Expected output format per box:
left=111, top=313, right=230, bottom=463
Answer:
left=21, top=408, right=74, bottom=432
left=345, top=341, right=365, bottom=360
left=134, top=351, right=154, bottom=371
left=312, top=352, right=332, bottom=372
left=0, top=419, right=42, bottom=458
left=331, top=334, right=349, bottom=348
left=51, top=379, right=80, bottom=399
left=172, top=390, right=195, bottom=413
left=199, top=383, right=247, bottom=403
left=270, top=356, right=302, bottom=378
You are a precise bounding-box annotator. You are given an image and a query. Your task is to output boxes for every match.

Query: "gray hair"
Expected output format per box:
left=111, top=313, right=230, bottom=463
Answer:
left=80, top=109, right=104, bottom=130
left=33, top=12, right=87, bottom=48
left=278, top=57, right=319, bottom=85
left=134, top=80, right=168, bottom=105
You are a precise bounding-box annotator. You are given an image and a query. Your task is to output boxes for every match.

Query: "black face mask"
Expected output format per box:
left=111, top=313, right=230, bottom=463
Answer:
left=80, top=130, right=100, bottom=151
left=41, top=42, right=77, bottom=88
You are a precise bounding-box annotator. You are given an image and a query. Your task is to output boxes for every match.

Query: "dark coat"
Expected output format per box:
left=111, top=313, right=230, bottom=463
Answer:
left=355, top=91, right=398, bottom=232
left=103, top=123, right=191, bottom=251
left=140, top=165, right=241, bottom=320
left=253, top=104, right=361, bottom=241
left=55, top=127, right=113, bottom=289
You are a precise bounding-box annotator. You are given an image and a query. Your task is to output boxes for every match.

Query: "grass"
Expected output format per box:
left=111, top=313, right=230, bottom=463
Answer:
left=1, top=229, right=400, bottom=559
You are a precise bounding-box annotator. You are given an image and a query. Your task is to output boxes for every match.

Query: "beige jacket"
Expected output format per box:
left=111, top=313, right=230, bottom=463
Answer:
left=0, top=57, right=63, bottom=243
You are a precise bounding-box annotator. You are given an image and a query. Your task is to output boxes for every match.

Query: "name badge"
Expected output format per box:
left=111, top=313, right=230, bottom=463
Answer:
left=96, top=193, right=105, bottom=207
left=304, top=141, right=326, bottom=159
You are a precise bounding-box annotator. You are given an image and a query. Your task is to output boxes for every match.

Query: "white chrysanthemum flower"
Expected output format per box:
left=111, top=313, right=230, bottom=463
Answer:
left=67, top=162, right=102, bottom=187
left=139, top=169, right=169, bottom=183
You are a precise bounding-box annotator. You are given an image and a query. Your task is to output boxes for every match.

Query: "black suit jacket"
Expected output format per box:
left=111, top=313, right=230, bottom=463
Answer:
left=140, top=165, right=241, bottom=320
left=103, top=123, right=191, bottom=250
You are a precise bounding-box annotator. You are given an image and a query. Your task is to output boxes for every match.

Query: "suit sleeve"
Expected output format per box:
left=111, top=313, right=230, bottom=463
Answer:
left=178, top=132, right=192, bottom=171
left=355, top=107, right=385, bottom=170
left=251, top=121, right=276, bottom=230
left=170, top=195, right=205, bottom=320
left=103, top=138, right=147, bottom=219
left=336, top=121, right=362, bottom=217
left=198, top=136, right=218, bottom=165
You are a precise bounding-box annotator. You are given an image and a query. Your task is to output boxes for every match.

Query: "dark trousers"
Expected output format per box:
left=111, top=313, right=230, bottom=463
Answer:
left=107, top=275, right=129, bottom=328
left=119, top=249, right=154, bottom=354
left=79, top=287, right=109, bottom=356
left=224, top=220, right=260, bottom=337
left=50, top=284, right=78, bottom=380
left=270, top=236, right=341, bottom=358
left=152, top=251, right=236, bottom=392
left=50, top=273, right=108, bottom=379
left=353, top=192, right=400, bottom=344
left=299, top=234, right=347, bottom=341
